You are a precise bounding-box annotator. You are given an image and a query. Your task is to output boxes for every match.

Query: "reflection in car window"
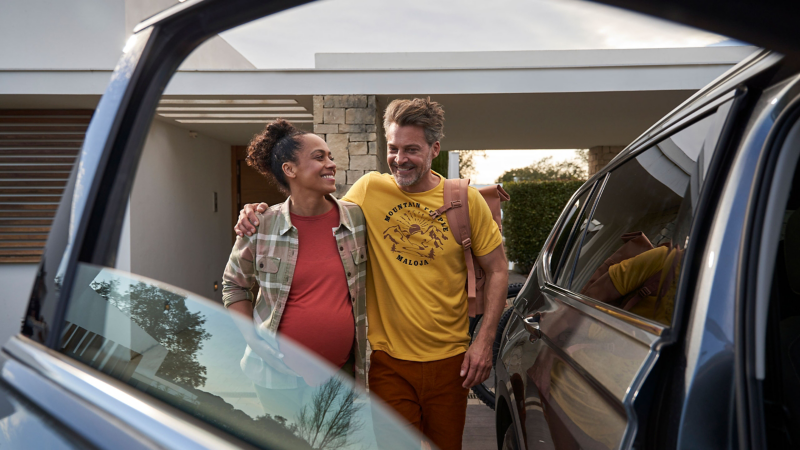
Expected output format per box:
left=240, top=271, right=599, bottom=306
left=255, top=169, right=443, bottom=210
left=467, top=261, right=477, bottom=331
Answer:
left=569, top=109, right=725, bottom=326
left=549, top=189, right=591, bottom=280
left=0, top=383, right=92, bottom=449
left=556, top=185, right=601, bottom=289
left=60, top=264, right=420, bottom=450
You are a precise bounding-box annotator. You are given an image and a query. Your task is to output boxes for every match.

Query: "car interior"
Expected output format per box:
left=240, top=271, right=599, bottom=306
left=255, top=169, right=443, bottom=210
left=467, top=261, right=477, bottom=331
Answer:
left=763, top=165, right=800, bottom=448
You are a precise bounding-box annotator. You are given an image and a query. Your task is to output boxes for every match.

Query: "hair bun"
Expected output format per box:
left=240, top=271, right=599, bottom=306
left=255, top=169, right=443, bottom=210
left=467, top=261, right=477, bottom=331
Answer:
left=264, top=119, right=294, bottom=144
left=245, top=119, right=305, bottom=193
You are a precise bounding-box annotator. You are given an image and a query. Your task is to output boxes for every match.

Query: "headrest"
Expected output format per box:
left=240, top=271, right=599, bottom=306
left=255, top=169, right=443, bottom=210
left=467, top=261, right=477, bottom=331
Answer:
left=785, top=210, right=800, bottom=294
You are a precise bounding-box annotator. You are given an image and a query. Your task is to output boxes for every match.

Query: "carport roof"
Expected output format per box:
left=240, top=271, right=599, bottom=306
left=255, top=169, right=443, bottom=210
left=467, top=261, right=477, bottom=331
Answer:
left=0, top=46, right=758, bottom=149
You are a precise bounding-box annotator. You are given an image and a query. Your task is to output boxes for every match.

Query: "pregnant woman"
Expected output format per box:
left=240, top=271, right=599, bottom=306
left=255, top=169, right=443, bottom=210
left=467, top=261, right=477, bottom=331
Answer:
left=222, top=119, right=367, bottom=418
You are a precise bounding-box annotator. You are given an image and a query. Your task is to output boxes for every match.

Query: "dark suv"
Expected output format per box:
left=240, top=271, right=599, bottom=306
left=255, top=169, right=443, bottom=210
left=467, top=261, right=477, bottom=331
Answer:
left=495, top=48, right=800, bottom=449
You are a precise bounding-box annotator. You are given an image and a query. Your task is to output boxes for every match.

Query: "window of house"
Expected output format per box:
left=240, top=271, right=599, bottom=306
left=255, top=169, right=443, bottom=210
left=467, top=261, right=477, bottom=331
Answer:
left=565, top=107, right=727, bottom=326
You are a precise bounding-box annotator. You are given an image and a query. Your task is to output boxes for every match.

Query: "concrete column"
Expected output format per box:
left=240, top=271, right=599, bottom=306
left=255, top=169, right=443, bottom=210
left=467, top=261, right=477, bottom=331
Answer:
left=447, top=151, right=460, bottom=179
left=588, top=145, right=624, bottom=176
left=313, top=95, right=379, bottom=197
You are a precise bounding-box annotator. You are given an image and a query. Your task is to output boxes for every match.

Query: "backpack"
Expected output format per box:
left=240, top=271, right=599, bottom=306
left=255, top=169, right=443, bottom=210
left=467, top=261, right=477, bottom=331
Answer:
left=581, top=231, right=676, bottom=312
left=429, top=178, right=510, bottom=318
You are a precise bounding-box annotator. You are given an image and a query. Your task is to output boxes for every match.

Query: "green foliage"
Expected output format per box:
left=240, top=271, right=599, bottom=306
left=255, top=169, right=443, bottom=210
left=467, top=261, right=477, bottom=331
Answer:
left=496, top=154, right=587, bottom=183
left=503, top=180, right=585, bottom=273
left=431, top=150, right=448, bottom=176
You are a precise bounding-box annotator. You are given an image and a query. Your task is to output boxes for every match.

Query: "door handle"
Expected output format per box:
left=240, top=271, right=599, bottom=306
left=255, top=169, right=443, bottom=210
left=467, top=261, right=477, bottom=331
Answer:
left=523, top=312, right=542, bottom=342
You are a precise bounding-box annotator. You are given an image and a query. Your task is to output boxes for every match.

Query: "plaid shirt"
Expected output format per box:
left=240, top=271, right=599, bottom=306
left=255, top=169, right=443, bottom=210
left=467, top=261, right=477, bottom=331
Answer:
left=223, top=196, right=368, bottom=388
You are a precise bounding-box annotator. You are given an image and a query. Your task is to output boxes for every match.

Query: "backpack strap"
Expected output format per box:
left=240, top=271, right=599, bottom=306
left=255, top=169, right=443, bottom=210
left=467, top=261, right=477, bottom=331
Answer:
left=439, top=179, right=477, bottom=303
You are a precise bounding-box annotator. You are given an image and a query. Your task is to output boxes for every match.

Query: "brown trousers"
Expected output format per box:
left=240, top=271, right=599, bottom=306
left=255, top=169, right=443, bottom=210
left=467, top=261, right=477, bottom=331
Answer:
left=368, top=351, right=469, bottom=450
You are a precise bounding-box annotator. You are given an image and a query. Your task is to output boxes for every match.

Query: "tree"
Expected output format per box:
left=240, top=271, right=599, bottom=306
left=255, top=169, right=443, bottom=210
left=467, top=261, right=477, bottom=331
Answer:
left=459, top=150, right=486, bottom=178
left=496, top=154, right=587, bottom=183
left=295, top=376, right=365, bottom=450
left=91, top=278, right=211, bottom=388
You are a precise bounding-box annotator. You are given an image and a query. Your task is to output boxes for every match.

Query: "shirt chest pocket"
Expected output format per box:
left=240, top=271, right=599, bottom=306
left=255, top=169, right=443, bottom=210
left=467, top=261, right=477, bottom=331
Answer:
left=351, top=247, right=367, bottom=267
left=255, top=255, right=281, bottom=286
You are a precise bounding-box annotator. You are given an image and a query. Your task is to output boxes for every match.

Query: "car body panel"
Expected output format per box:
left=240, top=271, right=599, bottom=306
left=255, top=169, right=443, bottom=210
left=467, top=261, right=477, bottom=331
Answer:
left=495, top=49, right=800, bottom=449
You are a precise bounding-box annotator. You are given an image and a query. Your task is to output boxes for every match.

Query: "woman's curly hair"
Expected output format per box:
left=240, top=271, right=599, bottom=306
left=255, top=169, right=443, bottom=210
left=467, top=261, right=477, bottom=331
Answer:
left=246, top=119, right=307, bottom=193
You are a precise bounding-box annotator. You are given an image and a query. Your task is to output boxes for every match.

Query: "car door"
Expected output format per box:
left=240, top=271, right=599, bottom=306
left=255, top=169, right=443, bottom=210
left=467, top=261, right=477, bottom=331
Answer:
left=3, top=2, right=423, bottom=449
left=500, top=95, right=738, bottom=450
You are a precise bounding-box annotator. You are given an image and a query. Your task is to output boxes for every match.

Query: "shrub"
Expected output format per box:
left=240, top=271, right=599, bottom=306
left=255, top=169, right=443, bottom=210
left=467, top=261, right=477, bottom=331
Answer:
left=502, top=180, right=585, bottom=273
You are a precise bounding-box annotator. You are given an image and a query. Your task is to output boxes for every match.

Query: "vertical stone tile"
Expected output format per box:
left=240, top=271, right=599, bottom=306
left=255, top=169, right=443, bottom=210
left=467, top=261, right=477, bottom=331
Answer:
left=313, top=96, right=324, bottom=124
left=327, top=134, right=350, bottom=167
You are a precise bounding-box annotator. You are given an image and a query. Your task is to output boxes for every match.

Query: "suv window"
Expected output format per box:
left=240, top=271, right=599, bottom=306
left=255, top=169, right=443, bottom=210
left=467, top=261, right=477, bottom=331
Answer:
left=566, top=108, right=727, bottom=326
left=48, top=17, right=422, bottom=449
left=548, top=187, right=592, bottom=279
left=556, top=184, right=602, bottom=288
left=61, top=264, right=419, bottom=450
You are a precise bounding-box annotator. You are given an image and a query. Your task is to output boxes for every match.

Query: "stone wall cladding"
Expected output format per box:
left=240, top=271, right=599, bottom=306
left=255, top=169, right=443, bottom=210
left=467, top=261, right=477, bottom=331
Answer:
left=588, top=145, right=624, bottom=176
left=313, top=95, right=379, bottom=197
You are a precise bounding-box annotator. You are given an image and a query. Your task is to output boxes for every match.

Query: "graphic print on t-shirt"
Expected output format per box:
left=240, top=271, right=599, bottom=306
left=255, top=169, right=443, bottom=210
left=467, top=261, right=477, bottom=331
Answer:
left=382, top=201, right=450, bottom=266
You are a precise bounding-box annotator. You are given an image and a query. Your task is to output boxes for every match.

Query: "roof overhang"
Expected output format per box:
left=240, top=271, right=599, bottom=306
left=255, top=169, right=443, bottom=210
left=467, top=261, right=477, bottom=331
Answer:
left=0, top=46, right=758, bottom=149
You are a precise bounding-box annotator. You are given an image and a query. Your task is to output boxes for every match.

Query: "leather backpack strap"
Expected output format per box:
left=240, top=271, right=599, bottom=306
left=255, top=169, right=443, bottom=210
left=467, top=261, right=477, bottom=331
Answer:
left=442, top=179, right=477, bottom=303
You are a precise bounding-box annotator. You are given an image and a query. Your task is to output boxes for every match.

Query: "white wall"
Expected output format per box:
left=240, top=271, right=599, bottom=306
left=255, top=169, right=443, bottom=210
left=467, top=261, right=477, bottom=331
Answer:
left=130, top=119, right=232, bottom=303
left=0, top=264, right=37, bottom=344
left=0, top=0, right=126, bottom=69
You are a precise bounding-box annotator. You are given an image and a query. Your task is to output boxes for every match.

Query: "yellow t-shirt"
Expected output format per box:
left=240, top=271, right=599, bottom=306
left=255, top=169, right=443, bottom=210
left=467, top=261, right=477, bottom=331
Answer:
left=608, top=246, right=679, bottom=326
left=342, top=171, right=503, bottom=361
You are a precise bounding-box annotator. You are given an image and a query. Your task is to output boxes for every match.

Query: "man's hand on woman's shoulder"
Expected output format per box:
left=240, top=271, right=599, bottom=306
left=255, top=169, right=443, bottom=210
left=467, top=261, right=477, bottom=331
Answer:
left=235, top=202, right=269, bottom=236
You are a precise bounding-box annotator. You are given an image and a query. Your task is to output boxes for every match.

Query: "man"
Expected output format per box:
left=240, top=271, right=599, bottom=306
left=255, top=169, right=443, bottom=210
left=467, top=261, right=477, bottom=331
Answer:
left=236, top=98, right=508, bottom=450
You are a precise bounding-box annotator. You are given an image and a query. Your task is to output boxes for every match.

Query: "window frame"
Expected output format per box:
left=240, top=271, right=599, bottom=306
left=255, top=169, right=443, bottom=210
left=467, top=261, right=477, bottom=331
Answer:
left=545, top=180, right=598, bottom=283
left=541, top=91, right=741, bottom=334
left=560, top=174, right=608, bottom=290
left=23, top=0, right=316, bottom=352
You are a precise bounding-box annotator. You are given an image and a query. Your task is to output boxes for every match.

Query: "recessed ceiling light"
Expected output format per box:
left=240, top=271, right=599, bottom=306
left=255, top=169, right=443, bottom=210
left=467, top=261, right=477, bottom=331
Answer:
left=159, top=113, right=313, bottom=118
left=175, top=120, right=313, bottom=124
left=159, top=99, right=298, bottom=105
left=156, top=106, right=307, bottom=112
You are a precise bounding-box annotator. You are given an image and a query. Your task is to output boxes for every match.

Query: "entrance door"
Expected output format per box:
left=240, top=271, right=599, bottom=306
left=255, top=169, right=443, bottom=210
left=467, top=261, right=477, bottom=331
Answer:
left=230, top=145, right=287, bottom=242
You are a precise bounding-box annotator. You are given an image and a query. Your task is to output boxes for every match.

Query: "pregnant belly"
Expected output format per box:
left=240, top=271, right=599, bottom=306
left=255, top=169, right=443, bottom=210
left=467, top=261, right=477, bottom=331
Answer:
left=278, top=298, right=354, bottom=386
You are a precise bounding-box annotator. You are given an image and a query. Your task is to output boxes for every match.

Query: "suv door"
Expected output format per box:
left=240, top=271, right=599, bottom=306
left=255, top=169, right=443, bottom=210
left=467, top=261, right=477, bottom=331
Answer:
left=4, top=2, right=421, bottom=449
left=498, top=95, right=737, bottom=450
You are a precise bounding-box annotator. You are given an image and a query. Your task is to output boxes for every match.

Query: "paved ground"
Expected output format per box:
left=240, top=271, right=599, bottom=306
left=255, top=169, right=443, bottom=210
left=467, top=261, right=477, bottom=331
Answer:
left=508, top=270, right=528, bottom=285
left=460, top=269, right=527, bottom=450
left=463, top=404, right=497, bottom=450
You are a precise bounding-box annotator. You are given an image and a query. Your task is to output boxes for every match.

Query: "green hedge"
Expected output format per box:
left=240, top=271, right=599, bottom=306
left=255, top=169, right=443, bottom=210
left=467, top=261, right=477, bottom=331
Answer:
left=502, top=180, right=585, bottom=273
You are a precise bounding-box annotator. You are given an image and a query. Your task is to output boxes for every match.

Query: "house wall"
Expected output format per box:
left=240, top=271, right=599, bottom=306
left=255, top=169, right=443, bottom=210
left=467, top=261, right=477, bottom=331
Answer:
left=129, top=119, right=232, bottom=303
left=0, top=264, right=37, bottom=344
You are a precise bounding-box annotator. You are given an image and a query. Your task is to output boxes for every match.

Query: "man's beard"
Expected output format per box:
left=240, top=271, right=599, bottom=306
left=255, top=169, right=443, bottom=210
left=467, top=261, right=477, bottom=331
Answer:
left=391, top=158, right=432, bottom=187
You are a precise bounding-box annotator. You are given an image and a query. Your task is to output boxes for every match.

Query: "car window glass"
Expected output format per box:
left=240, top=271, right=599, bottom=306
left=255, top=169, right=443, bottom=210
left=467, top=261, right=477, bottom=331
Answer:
left=556, top=185, right=602, bottom=288
left=61, top=263, right=420, bottom=450
left=49, top=12, right=429, bottom=446
left=568, top=109, right=726, bottom=326
left=549, top=188, right=591, bottom=279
